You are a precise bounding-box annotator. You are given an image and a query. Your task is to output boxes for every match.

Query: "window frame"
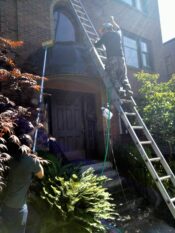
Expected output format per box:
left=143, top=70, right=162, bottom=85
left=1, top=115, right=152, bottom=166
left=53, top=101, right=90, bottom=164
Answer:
left=119, top=0, right=147, bottom=13
left=123, top=35, right=139, bottom=68
left=123, top=32, right=152, bottom=70
left=165, top=55, right=173, bottom=77
left=53, top=7, right=79, bottom=43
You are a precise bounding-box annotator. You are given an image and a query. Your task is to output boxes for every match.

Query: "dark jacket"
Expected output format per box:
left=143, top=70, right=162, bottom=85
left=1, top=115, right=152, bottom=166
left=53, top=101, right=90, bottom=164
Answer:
left=95, top=31, right=124, bottom=58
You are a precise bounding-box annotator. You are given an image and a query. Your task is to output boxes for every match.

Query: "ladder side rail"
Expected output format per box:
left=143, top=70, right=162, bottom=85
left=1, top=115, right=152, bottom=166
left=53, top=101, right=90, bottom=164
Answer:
left=70, top=0, right=99, bottom=38
left=133, top=106, right=175, bottom=185
left=70, top=0, right=106, bottom=57
left=73, top=9, right=106, bottom=57
left=119, top=105, right=175, bottom=217
left=70, top=0, right=175, bottom=218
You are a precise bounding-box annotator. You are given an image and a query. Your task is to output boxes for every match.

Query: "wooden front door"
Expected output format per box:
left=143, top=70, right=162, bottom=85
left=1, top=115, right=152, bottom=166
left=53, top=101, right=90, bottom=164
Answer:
left=50, top=90, right=97, bottom=160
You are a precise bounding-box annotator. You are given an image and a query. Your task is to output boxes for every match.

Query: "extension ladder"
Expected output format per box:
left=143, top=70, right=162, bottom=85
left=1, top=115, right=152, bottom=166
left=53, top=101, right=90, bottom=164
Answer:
left=69, top=0, right=175, bottom=218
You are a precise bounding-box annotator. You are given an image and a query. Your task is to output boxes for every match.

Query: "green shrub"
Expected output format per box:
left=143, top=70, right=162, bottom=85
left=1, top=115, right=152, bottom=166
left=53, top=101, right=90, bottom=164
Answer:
left=38, top=168, right=116, bottom=233
left=114, top=143, right=154, bottom=188
left=37, top=150, right=80, bottom=179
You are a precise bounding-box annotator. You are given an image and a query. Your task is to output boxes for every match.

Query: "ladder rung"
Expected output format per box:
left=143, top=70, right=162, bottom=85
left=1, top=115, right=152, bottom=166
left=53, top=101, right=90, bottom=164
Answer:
left=79, top=16, right=89, bottom=22
left=170, top=197, right=175, bottom=203
left=72, top=3, right=82, bottom=9
left=125, top=112, right=136, bottom=116
left=71, top=0, right=80, bottom=3
left=159, top=175, right=171, bottom=181
left=140, top=141, right=152, bottom=145
left=86, top=30, right=97, bottom=36
left=99, top=55, right=107, bottom=60
left=120, top=99, right=132, bottom=103
left=132, top=126, right=144, bottom=130
left=82, top=22, right=92, bottom=28
left=75, top=9, right=86, bottom=15
left=149, top=157, right=161, bottom=162
left=97, top=48, right=105, bottom=52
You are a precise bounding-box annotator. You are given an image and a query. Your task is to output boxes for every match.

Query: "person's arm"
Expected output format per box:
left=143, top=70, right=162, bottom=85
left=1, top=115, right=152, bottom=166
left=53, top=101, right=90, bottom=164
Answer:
left=110, top=16, right=120, bottom=31
left=35, top=163, right=44, bottom=179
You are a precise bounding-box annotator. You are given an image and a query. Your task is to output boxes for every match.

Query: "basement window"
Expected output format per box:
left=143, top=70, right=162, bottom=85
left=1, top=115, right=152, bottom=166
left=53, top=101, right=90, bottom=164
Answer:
left=54, top=9, right=76, bottom=42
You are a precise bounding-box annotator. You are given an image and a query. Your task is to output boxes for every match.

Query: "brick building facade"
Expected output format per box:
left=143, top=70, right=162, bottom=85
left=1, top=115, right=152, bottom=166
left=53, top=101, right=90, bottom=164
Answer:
left=0, top=0, right=166, bottom=161
left=163, top=38, right=175, bottom=80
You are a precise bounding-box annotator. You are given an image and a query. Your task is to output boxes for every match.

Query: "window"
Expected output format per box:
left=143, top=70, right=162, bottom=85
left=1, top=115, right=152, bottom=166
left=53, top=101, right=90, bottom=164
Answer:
left=54, top=9, right=76, bottom=42
left=123, top=34, right=151, bottom=69
left=123, top=36, right=139, bottom=68
left=122, top=0, right=133, bottom=5
left=121, top=0, right=147, bottom=13
left=165, top=56, right=173, bottom=77
left=140, top=41, right=150, bottom=68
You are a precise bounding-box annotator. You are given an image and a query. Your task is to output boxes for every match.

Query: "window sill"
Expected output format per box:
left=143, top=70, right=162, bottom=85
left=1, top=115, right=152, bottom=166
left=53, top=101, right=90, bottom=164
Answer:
left=127, top=65, right=152, bottom=73
left=114, top=0, right=148, bottom=16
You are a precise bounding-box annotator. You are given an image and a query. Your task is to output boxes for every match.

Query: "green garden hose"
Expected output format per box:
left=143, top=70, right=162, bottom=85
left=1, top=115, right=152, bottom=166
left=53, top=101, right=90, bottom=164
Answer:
left=101, top=87, right=111, bottom=175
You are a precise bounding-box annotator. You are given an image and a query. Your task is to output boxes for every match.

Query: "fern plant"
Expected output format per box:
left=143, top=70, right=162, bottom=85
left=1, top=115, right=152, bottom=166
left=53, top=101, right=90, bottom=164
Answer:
left=40, top=168, right=116, bottom=233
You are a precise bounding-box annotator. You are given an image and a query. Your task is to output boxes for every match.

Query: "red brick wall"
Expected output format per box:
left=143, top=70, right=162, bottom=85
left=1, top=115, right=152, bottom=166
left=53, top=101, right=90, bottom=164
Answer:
left=0, top=0, right=166, bottom=153
left=0, top=0, right=18, bottom=39
left=82, top=0, right=166, bottom=81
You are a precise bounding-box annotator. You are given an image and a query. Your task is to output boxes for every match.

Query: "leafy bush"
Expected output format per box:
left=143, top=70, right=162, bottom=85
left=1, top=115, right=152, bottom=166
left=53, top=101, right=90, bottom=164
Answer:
left=135, top=71, right=175, bottom=157
left=37, top=150, right=80, bottom=179
left=114, top=143, right=154, bottom=188
left=0, top=38, right=47, bottom=192
left=32, top=168, right=116, bottom=233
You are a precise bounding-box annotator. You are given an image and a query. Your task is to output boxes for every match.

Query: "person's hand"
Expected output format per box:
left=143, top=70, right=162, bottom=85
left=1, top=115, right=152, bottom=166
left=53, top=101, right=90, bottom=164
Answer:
left=110, top=16, right=120, bottom=30
left=110, top=16, right=115, bottom=22
left=36, top=123, right=44, bottom=129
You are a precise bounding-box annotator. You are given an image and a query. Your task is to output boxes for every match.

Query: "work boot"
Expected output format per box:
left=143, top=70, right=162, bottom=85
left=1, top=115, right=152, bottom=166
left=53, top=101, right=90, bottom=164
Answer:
left=118, top=89, right=126, bottom=98
left=123, top=83, right=131, bottom=90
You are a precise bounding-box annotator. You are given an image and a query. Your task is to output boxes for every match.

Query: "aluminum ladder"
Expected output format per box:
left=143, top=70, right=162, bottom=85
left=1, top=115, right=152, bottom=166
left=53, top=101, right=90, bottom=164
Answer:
left=69, top=0, right=175, bottom=219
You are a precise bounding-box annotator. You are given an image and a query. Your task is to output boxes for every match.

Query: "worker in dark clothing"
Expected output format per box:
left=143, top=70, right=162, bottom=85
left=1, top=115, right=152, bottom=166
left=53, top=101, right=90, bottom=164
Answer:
left=95, top=17, right=133, bottom=97
left=1, top=135, right=44, bottom=233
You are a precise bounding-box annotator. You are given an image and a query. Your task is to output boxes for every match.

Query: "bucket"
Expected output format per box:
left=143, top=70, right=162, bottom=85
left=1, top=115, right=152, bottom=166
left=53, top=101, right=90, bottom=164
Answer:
left=101, top=107, right=113, bottom=120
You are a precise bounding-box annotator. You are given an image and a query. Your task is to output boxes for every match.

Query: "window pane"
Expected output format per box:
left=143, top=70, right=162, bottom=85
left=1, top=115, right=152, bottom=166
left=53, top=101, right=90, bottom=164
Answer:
left=124, top=47, right=139, bottom=68
left=122, top=0, right=133, bottom=6
left=124, top=37, right=137, bottom=49
left=142, top=53, right=149, bottom=67
left=55, top=12, right=75, bottom=42
left=135, top=0, right=143, bottom=11
left=140, top=41, right=148, bottom=52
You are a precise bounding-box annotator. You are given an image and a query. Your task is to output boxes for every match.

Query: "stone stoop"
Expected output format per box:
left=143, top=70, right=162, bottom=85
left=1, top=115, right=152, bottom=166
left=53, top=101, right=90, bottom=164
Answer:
left=80, top=161, right=124, bottom=192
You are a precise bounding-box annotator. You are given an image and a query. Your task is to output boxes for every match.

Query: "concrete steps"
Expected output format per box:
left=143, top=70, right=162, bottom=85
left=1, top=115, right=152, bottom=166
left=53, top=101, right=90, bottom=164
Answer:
left=80, top=161, right=124, bottom=191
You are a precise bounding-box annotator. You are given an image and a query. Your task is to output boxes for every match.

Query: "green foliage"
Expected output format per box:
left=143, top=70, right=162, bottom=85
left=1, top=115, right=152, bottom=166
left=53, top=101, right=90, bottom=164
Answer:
left=115, top=143, right=154, bottom=188
left=37, top=150, right=80, bottom=179
left=0, top=38, right=46, bottom=191
left=136, top=72, right=175, bottom=156
left=38, top=168, right=116, bottom=233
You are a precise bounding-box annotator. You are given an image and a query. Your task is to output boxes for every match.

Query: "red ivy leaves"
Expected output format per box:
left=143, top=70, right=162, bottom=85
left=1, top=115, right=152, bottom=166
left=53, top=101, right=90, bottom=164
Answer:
left=32, top=85, right=40, bottom=92
left=0, top=69, right=10, bottom=80
left=0, top=37, right=24, bottom=48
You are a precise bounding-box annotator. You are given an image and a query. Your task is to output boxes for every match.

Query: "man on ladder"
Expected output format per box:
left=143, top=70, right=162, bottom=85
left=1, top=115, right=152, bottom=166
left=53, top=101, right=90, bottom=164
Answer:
left=95, top=16, right=133, bottom=97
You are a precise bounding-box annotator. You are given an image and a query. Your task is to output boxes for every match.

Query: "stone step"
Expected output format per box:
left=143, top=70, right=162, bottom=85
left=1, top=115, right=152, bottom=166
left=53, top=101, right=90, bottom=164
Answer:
left=103, top=170, right=118, bottom=178
left=80, top=161, right=125, bottom=191
left=80, top=161, right=113, bottom=173
left=104, top=177, right=124, bottom=189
